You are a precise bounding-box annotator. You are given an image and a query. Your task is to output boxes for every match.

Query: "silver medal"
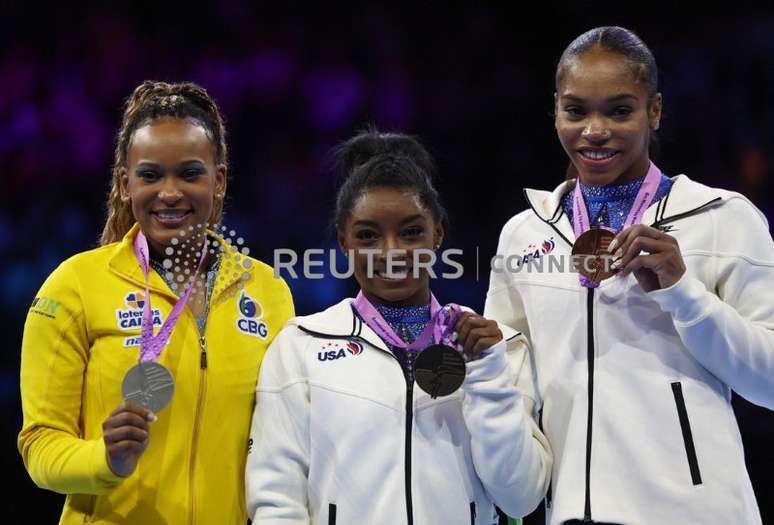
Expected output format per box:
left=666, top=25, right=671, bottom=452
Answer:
left=121, top=361, right=175, bottom=412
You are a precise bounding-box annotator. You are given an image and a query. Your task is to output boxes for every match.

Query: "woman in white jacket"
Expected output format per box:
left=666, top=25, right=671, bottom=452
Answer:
left=246, top=129, right=552, bottom=524
left=485, top=26, right=774, bottom=524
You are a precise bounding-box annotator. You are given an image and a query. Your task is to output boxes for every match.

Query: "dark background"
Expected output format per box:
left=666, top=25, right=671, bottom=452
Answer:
left=2, top=3, right=773, bottom=523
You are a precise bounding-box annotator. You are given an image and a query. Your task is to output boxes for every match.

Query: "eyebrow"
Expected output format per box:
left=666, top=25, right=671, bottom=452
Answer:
left=561, top=94, right=638, bottom=103
left=351, top=214, right=427, bottom=228
left=135, top=159, right=206, bottom=170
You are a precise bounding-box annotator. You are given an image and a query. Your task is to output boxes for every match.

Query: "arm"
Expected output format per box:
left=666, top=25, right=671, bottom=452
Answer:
left=648, top=198, right=774, bottom=408
left=246, top=326, right=310, bottom=524
left=17, top=260, right=123, bottom=494
left=462, top=335, right=552, bottom=518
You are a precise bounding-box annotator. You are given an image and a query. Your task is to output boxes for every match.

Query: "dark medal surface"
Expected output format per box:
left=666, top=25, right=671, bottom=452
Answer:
left=414, top=344, right=466, bottom=398
left=572, top=228, right=617, bottom=283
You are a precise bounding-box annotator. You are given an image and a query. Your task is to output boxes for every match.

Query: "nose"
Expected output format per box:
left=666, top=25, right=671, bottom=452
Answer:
left=379, top=235, right=407, bottom=262
left=581, top=116, right=611, bottom=143
left=157, top=176, right=183, bottom=204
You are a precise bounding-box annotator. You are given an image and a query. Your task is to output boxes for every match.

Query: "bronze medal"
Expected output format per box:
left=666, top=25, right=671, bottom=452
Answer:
left=571, top=228, right=617, bottom=284
left=414, top=344, right=466, bottom=398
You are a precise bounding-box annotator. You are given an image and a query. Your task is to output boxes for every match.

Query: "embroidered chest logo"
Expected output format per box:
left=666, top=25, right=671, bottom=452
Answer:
left=116, top=291, right=163, bottom=331
left=236, top=292, right=269, bottom=339
left=317, top=341, right=364, bottom=361
left=515, top=237, right=555, bottom=267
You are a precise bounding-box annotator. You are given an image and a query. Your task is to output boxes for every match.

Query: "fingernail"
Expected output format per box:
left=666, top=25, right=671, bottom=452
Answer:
left=613, top=249, right=623, bottom=259
left=147, top=412, right=158, bottom=422
left=611, top=259, right=623, bottom=270
left=608, top=238, right=619, bottom=253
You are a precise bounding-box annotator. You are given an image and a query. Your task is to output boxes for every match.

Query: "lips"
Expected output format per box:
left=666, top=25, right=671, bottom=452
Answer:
left=151, top=209, right=192, bottom=226
left=374, top=268, right=413, bottom=281
left=577, top=148, right=619, bottom=169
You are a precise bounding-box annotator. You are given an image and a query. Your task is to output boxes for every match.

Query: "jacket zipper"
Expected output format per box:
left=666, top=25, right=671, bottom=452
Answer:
left=188, top=307, right=209, bottom=524
left=404, top=374, right=414, bottom=525
left=584, top=288, right=595, bottom=522
left=671, top=382, right=703, bottom=485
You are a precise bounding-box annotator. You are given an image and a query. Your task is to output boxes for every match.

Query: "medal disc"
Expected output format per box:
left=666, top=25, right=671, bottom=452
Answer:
left=121, top=361, right=175, bottom=413
left=414, top=344, right=466, bottom=398
left=572, top=228, right=617, bottom=283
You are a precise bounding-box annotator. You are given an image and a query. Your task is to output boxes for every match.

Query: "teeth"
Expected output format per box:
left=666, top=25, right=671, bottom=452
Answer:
left=582, top=150, right=615, bottom=160
left=376, top=270, right=409, bottom=280
left=156, top=211, right=186, bottom=218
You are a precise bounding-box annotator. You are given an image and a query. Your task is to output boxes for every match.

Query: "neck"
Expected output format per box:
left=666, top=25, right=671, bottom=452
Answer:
left=362, top=288, right=431, bottom=308
left=580, top=156, right=650, bottom=187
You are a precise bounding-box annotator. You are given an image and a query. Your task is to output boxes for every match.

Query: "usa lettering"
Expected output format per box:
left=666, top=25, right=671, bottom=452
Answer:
left=318, top=349, right=349, bottom=361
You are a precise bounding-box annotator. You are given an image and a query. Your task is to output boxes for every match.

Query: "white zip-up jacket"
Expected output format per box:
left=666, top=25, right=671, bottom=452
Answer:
left=245, top=298, right=552, bottom=524
left=484, top=175, right=774, bottom=525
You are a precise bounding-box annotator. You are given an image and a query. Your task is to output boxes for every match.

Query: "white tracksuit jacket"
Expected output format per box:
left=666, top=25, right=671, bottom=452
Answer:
left=245, top=299, right=552, bottom=524
left=484, top=174, right=774, bottom=525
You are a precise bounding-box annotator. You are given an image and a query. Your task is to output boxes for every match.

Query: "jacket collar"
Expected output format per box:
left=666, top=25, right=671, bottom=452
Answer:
left=107, top=223, right=258, bottom=302
left=293, top=298, right=520, bottom=353
left=293, top=298, right=391, bottom=353
left=523, top=174, right=724, bottom=248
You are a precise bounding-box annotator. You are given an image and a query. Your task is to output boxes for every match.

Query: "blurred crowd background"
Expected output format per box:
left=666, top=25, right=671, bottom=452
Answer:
left=2, top=3, right=773, bottom=523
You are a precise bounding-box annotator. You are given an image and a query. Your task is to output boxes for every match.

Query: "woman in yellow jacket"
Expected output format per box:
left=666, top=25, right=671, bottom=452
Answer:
left=18, top=80, right=295, bottom=524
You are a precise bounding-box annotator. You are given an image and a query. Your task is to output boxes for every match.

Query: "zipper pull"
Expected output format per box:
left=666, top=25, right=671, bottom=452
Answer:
left=199, top=336, right=208, bottom=369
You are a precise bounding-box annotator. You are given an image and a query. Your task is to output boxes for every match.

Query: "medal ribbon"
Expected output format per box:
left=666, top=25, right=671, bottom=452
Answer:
left=353, top=291, right=461, bottom=351
left=572, top=161, right=663, bottom=287
left=133, top=230, right=208, bottom=363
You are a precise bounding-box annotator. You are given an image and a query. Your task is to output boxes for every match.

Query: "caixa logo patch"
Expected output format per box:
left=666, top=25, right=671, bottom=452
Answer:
left=116, top=291, right=163, bottom=331
left=318, top=341, right=363, bottom=361
left=236, top=292, right=268, bottom=339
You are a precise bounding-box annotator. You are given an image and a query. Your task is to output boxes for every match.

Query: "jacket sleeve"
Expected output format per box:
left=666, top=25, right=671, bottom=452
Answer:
left=17, top=260, right=123, bottom=495
left=461, top=333, right=552, bottom=518
left=649, top=197, right=774, bottom=409
left=246, top=325, right=310, bottom=524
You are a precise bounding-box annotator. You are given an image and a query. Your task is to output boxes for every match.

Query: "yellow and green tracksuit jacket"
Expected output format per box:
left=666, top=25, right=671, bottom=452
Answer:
left=18, top=223, right=294, bottom=524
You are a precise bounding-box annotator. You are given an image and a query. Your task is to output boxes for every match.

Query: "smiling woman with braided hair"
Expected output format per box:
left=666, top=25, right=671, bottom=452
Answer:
left=18, top=80, right=295, bottom=524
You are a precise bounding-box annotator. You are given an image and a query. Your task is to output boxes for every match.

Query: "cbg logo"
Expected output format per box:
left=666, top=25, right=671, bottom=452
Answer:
left=236, top=292, right=268, bottom=339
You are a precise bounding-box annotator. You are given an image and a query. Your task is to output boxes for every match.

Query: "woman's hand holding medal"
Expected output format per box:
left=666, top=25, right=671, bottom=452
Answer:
left=103, top=402, right=157, bottom=477
left=453, top=312, right=503, bottom=360
left=609, top=224, right=686, bottom=292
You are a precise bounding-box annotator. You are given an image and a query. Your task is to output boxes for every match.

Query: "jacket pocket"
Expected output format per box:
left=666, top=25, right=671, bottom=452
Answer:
left=328, top=503, right=337, bottom=525
left=671, top=382, right=702, bottom=485
left=469, top=501, right=475, bottom=525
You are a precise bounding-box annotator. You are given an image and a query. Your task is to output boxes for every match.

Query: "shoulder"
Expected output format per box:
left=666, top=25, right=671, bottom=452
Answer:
left=671, top=174, right=769, bottom=229
left=40, top=243, right=116, bottom=291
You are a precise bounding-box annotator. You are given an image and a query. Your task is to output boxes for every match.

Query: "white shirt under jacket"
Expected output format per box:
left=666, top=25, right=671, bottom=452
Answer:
left=484, top=174, right=774, bottom=525
left=245, top=298, right=552, bottom=524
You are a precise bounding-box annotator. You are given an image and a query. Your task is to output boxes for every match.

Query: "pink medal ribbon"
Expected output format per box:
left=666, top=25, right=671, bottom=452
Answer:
left=352, top=291, right=461, bottom=352
left=133, top=230, right=208, bottom=362
left=572, top=161, right=663, bottom=287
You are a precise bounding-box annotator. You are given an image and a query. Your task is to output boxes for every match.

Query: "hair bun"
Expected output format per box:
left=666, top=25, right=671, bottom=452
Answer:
left=335, top=126, right=435, bottom=183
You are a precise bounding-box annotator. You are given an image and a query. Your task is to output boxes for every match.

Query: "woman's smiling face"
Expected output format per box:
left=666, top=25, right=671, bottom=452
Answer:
left=338, top=186, right=443, bottom=306
left=555, top=47, right=661, bottom=186
left=120, top=117, right=226, bottom=255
